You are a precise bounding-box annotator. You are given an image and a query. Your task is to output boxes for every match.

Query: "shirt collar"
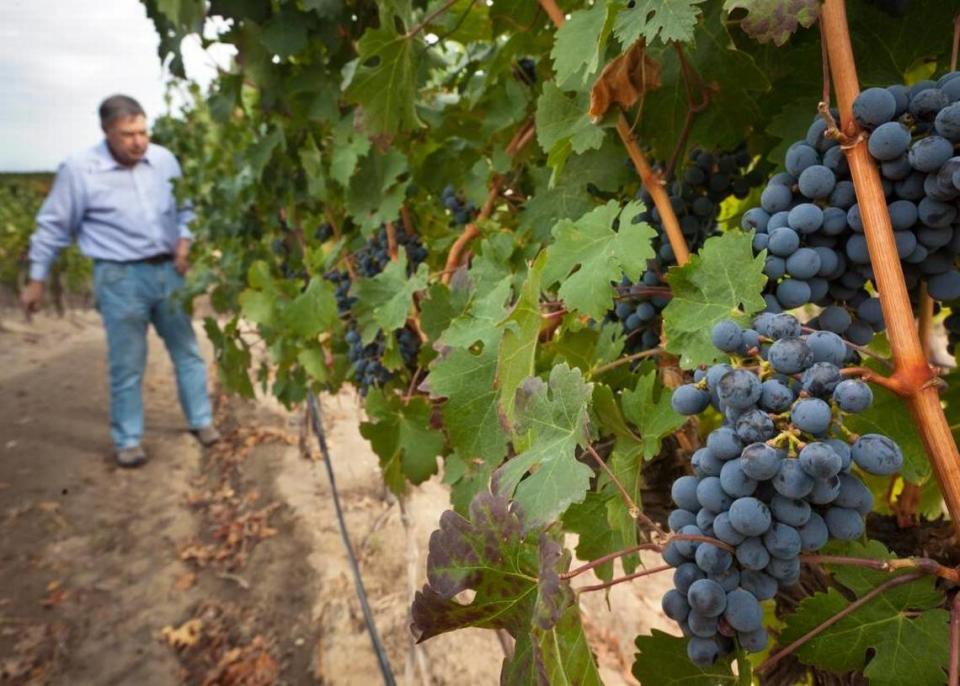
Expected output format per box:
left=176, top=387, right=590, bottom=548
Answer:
left=94, top=140, right=155, bottom=170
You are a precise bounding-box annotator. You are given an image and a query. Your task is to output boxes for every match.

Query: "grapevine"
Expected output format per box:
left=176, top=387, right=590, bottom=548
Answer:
left=126, top=1, right=960, bottom=683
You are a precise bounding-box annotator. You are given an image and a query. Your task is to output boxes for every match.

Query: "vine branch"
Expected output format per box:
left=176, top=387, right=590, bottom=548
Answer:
left=821, top=0, right=960, bottom=534
left=440, top=119, right=534, bottom=285
left=575, top=565, right=672, bottom=594
left=385, top=220, right=399, bottom=261
left=405, top=0, right=459, bottom=38
left=591, top=348, right=665, bottom=376
left=802, top=554, right=960, bottom=584
left=757, top=572, right=924, bottom=675
left=665, top=43, right=710, bottom=183
left=537, top=0, right=691, bottom=266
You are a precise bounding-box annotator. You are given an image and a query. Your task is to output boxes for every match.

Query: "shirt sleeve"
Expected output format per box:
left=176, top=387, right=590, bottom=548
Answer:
left=29, top=162, right=84, bottom=282
left=170, top=155, right=195, bottom=241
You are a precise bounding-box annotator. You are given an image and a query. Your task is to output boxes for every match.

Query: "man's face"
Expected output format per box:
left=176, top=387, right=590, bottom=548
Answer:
left=104, top=115, right=149, bottom=166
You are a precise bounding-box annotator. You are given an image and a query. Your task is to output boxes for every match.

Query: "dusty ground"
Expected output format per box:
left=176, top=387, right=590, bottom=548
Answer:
left=0, top=309, right=673, bottom=686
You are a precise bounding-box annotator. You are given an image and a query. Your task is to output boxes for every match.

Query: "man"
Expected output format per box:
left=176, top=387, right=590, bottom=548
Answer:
left=21, top=94, right=219, bottom=467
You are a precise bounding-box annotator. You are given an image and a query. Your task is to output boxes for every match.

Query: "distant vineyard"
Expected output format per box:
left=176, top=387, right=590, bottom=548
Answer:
left=0, top=173, right=91, bottom=303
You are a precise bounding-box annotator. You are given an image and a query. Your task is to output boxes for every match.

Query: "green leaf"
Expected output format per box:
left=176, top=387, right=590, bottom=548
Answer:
left=299, top=136, right=328, bottom=201
left=297, top=347, right=329, bottom=384
left=238, top=289, right=275, bottom=328
left=543, top=200, right=655, bottom=320
left=494, top=364, right=594, bottom=529
left=428, top=345, right=509, bottom=466
left=438, top=277, right=512, bottom=350
left=352, top=253, right=429, bottom=344
left=281, top=277, right=339, bottom=339
left=779, top=540, right=949, bottom=685
left=330, top=117, right=371, bottom=187
left=260, top=7, right=309, bottom=58
left=562, top=492, right=638, bottom=582
left=360, top=389, right=443, bottom=493
left=345, top=149, right=408, bottom=232
left=844, top=378, right=928, bottom=485
left=621, top=363, right=686, bottom=460
left=723, top=0, right=819, bottom=46
left=345, top=26, right=423, bottom=135
left=535, top=83, right=605, bottom=179
left=663, top=230, right=767, bottom=368
left=551, top=2, right=620, bottom=88
left=636, top=4, right=769, bottom=160
left=614, top=0, right=706, bottom=47
left=632, top=630, right=738, bottom=685
left=497, top=255, right=545, bottom=426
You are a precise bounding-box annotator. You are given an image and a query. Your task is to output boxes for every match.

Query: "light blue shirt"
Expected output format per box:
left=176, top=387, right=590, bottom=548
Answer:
left=29, top=140, right=195, bottom=281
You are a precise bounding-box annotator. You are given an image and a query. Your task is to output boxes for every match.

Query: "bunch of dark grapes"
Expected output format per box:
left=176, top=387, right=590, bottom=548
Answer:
left=313, top=222, right=333, bottom=242
left=514, top=57, right=537, bottom=85
left=441, top=185, right=477, bottom=226
left=611, top=146, right=766, bottom=353
left=744, top=71, right=960, bottom=346
left=660, top=312, right=904, bottom=666
left=324, top=223, right=428, bottom=394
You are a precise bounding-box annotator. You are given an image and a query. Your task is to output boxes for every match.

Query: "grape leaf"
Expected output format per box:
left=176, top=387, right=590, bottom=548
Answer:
left=551, top=1, right=620, bottom=88
left=413, top=493, right=600, bottom=683
left=260, top=7, right=310, bottom=58
left=344, top=25, right=423, bottom=135
left=359, top=389, right=443, bottom=493
left=543, top=200, right=655, bottom=320
left=723, top=0, right=819, bottom=46
left=494, top=364, right=594, bottom=529
left=345, top=149, right=408, bottom=232
left=632, top=630, right=738, bottom=685
left=411, top=492, right=539, bottom=641
left=663, top=230, right=767, bottom=369
left=562, top=491, right=639, bottom=582
left=280, top=276, right=339, bottom=339
left=497, top=256, right=545, bottom=426
left=843, top=378, right=929, bottom=485
left=438, top=276, right=512, bottom=350
left=297, top=347, right=329, bottom=384
left=621, top=363, right=686, bottom=460
left=637, top=4, right=769, bottom=160
left=428, top=344, right=509, bottom=466
left=535, top=83, right=605, bottom=179
left=352, top=253, right=429, bottom=344
left=779, top=539, right=949, bottom=686
left=614, top=0, right=706, bottom=47
left=330, top=117, right=371, bottom=187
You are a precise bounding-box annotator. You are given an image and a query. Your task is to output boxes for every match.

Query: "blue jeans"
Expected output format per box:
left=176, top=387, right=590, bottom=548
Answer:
left=93, top=259, right=212, bottom=449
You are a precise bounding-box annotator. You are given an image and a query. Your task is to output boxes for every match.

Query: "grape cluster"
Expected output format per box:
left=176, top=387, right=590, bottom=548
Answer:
left=441, top=185, right=477, bottom=226
left=323, top=223, right=428, bottom=394
left=611, top=146, right=766, bottom=353
left=745, top=71, right=960, bottom=345
left=314, top=222, right=333, bottom=242
left=660, top=313, right=904, bottom=667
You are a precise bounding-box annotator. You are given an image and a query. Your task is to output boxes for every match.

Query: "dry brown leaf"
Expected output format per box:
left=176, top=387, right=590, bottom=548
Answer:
left=174, top=571, right=197, bottom=591
left=161, top=618, right=203, bottom=649
left=589, top=40, right=661, bottom=120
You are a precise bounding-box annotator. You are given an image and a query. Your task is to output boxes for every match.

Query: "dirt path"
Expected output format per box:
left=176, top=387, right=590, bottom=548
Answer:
left=0, top=310, right=673, bottom=686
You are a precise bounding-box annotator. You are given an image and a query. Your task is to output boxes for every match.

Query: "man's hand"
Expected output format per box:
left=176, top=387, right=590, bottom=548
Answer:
left=174, top=238, right=191, bottom=275
left=20, top=280, right=44, bottom=321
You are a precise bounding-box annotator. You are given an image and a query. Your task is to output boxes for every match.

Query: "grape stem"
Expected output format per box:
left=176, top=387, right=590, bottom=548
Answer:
left=664, top=43, right=710, bottom=183
left=561, top=543, right=662, bottom=580
left=822, top=0, right=960, bottom=535
left=583, top=443, right=645, bottom=524
left=385, top=221, right=399, bottom=261
left=799, top=326, right=894, bottom=371
left=400, top=204, right=416, bottom=237
left=952, top=13, right=960, bottom=73
left=591, top=348, right=666, bottom=376
left=950, top=593, right=960, bottom=686
left=404, top=0, right=459, bottom=38
left=574, top=564, right=672, bottom=594
left=801, top=554, right=960, bottom=584
left=440, top=119, right=534, bottom=284
left=537, top=0, right=691, bottom=266
left=757, top=572, right=924, bottom=675
left=819, top=17, right=831, bottom=107
left=918, top=281, right=934, bottom=361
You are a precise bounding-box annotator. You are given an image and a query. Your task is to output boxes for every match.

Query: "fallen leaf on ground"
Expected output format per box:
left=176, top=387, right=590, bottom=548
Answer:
left=162, top=619, right=203, bottom=649
left=175, top=572, right=197, bottom=591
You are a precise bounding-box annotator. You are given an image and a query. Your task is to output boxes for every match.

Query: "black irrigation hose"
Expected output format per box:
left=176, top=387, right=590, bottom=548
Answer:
left=307, top=391, right=397, bottom=686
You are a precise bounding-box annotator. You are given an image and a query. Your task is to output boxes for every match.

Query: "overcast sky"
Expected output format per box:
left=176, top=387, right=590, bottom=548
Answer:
left=0, top=0, right=234, bottom=171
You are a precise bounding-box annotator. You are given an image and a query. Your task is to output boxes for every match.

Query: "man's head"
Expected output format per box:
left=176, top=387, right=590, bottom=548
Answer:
left=99, top=94, right=149, bottom=166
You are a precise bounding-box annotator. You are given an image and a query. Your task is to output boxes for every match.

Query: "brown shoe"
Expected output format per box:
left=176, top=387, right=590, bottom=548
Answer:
left=116, top=445, right=147, bottom=468
left=192, top=425, right=221, bottom=447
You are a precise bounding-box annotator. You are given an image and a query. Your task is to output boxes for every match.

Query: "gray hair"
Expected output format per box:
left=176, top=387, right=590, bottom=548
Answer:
left=99, top=94, right=145, bottom=129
